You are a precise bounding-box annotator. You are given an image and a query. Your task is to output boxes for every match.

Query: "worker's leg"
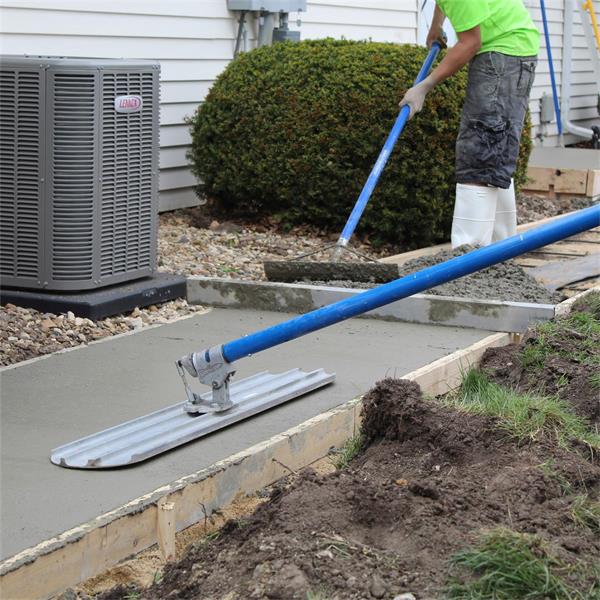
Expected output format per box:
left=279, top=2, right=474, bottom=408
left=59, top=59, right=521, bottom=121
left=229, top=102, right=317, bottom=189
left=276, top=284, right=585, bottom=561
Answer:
left=493, top=179, right=517, bottom=242
left=453, top=52, right=536, bottom=247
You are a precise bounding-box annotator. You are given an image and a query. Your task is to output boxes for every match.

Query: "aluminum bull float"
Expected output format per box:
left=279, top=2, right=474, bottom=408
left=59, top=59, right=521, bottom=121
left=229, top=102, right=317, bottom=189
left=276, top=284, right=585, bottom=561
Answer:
left=51, top=205, right=600, bottom=468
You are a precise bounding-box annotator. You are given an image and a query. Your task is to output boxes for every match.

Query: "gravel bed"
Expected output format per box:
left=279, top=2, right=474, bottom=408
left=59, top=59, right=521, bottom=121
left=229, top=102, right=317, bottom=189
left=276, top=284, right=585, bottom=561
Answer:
left=158, top=209, right=379, bottom=280
left=517, top=193, right=595, bottom=225
left=0, top=299, right=204, bottom=367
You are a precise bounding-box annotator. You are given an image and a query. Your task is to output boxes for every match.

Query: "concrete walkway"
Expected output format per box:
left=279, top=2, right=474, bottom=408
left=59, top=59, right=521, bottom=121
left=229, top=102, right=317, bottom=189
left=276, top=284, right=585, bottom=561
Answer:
left=1, top=308, right=488, bottom=559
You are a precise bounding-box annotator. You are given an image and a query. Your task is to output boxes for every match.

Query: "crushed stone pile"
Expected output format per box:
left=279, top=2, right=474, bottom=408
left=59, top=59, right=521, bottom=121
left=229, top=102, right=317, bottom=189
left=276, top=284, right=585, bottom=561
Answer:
left=302, top=246, right=560, bottom=304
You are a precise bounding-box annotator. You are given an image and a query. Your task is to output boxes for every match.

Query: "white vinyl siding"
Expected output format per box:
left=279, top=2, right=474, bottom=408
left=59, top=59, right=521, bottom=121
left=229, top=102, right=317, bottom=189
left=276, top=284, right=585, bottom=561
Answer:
left=0, top=0, right=418, bottom=211
left=525, top=0, right=599, bottom=145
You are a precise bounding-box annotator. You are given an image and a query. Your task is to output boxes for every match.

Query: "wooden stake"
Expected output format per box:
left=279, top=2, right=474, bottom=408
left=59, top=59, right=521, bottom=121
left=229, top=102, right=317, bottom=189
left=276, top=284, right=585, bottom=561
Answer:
left=157, top=498, right=176, bottom=562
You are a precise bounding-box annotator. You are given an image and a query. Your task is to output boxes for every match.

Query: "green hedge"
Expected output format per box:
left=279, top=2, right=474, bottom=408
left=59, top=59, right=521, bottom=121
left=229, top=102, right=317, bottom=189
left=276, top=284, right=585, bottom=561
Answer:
left=189, top=39, right=531, bottom=248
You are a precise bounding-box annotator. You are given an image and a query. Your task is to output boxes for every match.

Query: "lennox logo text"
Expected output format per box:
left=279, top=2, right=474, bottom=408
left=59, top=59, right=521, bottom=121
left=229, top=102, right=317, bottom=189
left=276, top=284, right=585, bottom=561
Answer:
left=114, top=95, right=143, bottom=113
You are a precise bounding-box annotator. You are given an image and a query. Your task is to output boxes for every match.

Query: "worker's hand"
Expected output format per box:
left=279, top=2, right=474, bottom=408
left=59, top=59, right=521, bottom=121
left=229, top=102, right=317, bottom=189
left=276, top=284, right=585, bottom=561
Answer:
left=399, top=76, right=436, bottom=119
left=426, top=24, right=447, bottom=49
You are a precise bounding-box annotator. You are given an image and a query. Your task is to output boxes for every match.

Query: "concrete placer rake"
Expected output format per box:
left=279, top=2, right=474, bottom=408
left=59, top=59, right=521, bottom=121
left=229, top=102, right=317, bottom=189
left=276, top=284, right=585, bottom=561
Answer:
left=264, top=42, right=443, bottom=284
left=51, top=205, right=600, bottom=468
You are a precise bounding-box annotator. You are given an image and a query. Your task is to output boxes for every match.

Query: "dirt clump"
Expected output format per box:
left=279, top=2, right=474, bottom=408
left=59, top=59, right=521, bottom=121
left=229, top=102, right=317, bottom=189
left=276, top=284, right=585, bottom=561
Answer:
left=98, top=374, right=600, bottom=600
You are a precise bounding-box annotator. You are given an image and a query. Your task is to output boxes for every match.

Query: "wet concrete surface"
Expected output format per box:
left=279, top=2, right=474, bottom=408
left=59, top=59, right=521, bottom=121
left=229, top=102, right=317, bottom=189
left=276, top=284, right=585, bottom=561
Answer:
left=0, top=308, right=488, bottom=559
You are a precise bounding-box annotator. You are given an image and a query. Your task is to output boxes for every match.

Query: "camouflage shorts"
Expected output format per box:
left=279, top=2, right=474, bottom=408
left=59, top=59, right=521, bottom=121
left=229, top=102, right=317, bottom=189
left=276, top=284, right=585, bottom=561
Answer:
left=455, top=51, right=537, bottom=189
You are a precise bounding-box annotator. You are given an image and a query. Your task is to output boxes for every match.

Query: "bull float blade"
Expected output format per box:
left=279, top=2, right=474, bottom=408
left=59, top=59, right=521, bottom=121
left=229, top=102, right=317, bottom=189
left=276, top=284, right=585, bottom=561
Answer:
left=51, top=369, right=335, bottom=469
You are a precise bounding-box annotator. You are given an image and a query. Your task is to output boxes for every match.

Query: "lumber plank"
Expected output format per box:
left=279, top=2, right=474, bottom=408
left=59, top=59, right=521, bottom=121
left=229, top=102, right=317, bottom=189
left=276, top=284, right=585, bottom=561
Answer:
left=523, top=166, right=588, bottom=194
left=527, top=254, right=600, bottom=291
left=586, top=169, right=600, bottom=198
left=157, top=499, right=177, bottom=562
left=379, top=243, right=449, bottom=265
left=568, top=231, right=600, bottom=243
left=514, top=258, right=550, bottom=268
left=528, top=249, right=589, bottom=259
left=555, top=283, right=600, bottom=315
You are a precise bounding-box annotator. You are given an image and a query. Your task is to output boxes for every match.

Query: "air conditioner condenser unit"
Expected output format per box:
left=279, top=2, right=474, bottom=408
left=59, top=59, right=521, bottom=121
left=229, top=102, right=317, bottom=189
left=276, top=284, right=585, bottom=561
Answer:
left=0, top=56, right=160, bottom=291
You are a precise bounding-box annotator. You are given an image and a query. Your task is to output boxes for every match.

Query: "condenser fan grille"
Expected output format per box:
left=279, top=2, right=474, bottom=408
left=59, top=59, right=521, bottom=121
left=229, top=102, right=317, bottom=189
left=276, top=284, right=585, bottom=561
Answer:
left=50, top=72, right=96, bottom=281
left=101, top=71, right=155, bottom=278
left=0, top=69, right=42, bottom=281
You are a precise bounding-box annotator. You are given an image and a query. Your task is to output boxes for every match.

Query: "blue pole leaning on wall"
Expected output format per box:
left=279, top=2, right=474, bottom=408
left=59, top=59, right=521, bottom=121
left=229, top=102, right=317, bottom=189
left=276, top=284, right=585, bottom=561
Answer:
left=540, top=0, right=563, bottom=139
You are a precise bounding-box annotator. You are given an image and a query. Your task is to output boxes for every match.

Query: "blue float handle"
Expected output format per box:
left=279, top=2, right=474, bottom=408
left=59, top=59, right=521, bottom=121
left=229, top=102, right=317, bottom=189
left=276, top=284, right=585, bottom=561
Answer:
left=223, top=205, right=600, bottom=362
left=337, top=41, right=442, bottom=248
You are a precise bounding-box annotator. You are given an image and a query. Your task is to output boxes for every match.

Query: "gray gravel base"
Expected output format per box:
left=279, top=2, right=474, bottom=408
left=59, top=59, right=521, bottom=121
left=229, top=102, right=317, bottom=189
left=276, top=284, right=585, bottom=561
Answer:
left=302, top=246, right=560, bottom=304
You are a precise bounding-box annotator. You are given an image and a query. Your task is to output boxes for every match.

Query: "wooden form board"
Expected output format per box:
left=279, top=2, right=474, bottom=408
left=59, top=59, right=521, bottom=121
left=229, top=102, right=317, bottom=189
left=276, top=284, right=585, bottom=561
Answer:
left=523, top=166, right=600, bottom=197
left=0, top=331, right=516, bottom=600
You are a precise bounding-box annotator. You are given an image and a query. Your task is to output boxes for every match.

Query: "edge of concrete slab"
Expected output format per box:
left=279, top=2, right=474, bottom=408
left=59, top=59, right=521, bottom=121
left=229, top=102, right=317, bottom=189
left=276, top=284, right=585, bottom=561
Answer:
left=0, top=330, right=516, bottom=600
left=186, top=277, right=555, bottom=333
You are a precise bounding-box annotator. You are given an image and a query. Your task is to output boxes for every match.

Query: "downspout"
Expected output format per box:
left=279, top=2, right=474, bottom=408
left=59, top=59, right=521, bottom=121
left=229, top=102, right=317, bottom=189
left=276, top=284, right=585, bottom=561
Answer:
left=562, top=0, right=594, bottom=140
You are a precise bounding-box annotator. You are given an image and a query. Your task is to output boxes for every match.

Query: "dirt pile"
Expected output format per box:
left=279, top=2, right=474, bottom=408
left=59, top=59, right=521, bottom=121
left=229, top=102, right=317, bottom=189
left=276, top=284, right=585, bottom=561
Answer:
left=101, top=381, right=599, bottom=599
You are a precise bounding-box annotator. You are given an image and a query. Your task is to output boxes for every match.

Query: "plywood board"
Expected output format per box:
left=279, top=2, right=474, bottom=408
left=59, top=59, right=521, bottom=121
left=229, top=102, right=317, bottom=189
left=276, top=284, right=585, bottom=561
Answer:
left=528, top=254, right=600, bottom=290
left=524, top=166, right=589, bottom=194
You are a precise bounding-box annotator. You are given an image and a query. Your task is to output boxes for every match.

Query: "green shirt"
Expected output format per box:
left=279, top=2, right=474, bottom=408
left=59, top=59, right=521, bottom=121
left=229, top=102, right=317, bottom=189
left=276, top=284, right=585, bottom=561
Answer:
left=437, top=0, right=540, bottom=57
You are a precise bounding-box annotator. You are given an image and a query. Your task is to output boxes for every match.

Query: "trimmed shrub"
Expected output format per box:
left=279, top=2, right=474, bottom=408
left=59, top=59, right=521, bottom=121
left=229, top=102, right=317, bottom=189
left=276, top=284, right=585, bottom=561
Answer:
left=189, top=39, right=531, bottom=248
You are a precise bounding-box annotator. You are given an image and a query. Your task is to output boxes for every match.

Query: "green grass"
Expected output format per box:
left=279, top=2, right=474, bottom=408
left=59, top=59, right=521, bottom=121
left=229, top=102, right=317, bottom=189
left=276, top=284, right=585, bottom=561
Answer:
left=447, top=528, right=591, bottom=599
left=571, top=495, right=600, bottom=533
left=444, top=370, right=600, bottom=450
left=519, top=307, right=600, bottom=373
left=589, top=371, right=600, bottom=391
left=538, top=460, right=573, bottom=495
left=152, top=569, right=163, bottom=584
left=573, top=291, right=600, bottom=318
left=331, top=434, right=364, bottom=470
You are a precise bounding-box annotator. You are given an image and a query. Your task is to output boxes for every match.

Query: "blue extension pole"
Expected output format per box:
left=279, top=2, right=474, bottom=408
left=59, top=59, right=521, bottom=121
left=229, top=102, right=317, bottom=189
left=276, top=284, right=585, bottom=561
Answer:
left=336, top=41, right=443, bottom=248
left=222, top=205, right=599, bottom=362
left=540, top=0, right=563, bottom=135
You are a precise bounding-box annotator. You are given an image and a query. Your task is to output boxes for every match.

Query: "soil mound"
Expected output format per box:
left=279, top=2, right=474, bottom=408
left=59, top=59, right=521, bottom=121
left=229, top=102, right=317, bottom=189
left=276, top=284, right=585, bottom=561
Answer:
left=100, top=379, right=599, bottom=600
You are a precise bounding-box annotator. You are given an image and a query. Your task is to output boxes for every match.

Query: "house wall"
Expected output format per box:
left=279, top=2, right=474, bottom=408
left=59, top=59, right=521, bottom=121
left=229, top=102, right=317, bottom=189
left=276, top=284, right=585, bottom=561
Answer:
left=0, top=0, right=418, bottom=211
left=525, top=0, right=600, bottom=146
left=1, top=0, right=598, bottom=211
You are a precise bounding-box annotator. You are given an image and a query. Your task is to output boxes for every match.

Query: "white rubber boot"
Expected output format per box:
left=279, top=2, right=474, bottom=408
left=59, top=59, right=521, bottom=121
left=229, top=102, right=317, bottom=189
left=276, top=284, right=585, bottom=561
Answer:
left=492, top=179, right=517, bottom=242
left=451, top=183, right=498, bottom=248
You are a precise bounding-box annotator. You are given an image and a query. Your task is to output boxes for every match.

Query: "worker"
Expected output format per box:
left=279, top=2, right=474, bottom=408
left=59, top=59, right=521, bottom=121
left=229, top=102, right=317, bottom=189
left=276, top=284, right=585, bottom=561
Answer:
left=400, top=0, right=540, bottom=248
